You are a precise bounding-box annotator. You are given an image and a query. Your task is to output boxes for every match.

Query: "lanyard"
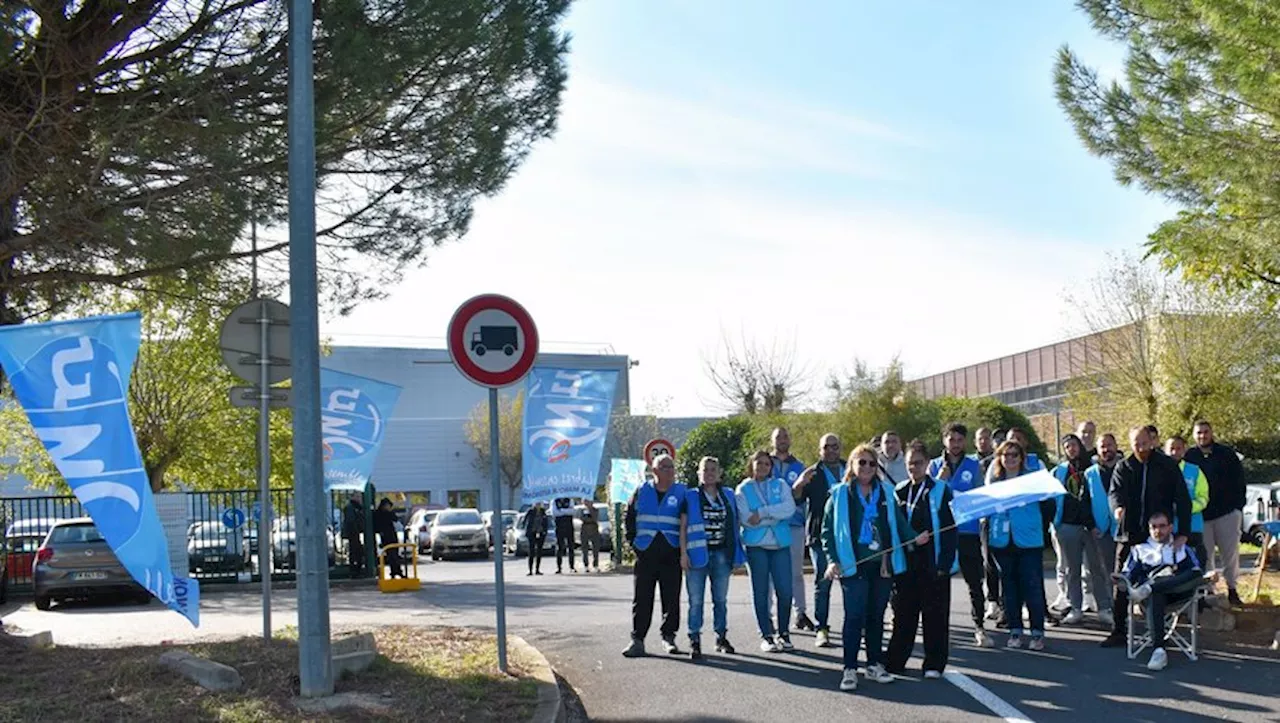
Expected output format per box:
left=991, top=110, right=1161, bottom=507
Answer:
left=856, top=484, right=880, bottom=544
left=821, top=464, right=844, bottom=490
left=905, top=480, right=928, bottom=520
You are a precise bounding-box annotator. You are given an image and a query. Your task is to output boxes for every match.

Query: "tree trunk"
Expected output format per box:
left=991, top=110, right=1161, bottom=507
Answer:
left=146, top=460, right=170, bottom=493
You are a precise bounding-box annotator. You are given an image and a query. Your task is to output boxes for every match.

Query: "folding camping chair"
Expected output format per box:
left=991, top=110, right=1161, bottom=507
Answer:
left=1126, top=570, right=1216, bottom=662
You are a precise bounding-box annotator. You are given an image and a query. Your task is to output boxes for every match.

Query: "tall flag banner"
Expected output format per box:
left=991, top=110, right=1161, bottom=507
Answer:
left=0, top=313, right=199, bottom=626
left=609, top=458, right=647, bottom=505
left=522, top=368, right=619, bottom=505
left=320, top=367, right=403, bottom=491
left=950, top=469, right=1065, bottom=527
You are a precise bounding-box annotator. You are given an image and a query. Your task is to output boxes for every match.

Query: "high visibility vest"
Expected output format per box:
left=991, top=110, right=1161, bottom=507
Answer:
left=831, top=480, right=906, bottom=578
left=685, top=486, right=747, bottom=569
left=634, top=482, right=686, bottom=551
left=738, top=478, right=793, bottom=548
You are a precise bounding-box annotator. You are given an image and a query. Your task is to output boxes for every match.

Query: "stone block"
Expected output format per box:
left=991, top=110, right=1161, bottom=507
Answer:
left=159, top=650, right=243, bottom=692
left=332, top=650, right=377, bottom=679
left=9, top=630, right=53, bottom=649
left=1200, top=608, right=1236, bottom=632
left=331, top=632, right=376, bottom=657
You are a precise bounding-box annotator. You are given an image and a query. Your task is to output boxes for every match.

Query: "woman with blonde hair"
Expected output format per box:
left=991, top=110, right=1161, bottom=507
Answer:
left=821, top=443, right=929, bottom=692
left=987, top=440, right=1059, bottom=651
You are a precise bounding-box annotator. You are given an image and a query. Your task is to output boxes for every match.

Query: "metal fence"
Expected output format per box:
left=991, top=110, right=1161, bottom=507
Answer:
left=2, top=489, right=358, bottom=592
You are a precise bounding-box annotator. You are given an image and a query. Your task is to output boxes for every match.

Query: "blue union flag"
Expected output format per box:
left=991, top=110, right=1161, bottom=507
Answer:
left=0, top=312, right=200, bottom=626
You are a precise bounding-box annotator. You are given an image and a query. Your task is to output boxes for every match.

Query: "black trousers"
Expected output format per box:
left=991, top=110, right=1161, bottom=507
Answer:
left=1111, top=540, right=1136, bottom=634
left=347, top=534, right=364, bottom=576
left=632, top=550, right=682, bottom=641
left=982, top=531, right=1001, bottom=605
left=555, top=519, right=577, bottom=570
left=1146, top=568, right=1204, bottom=643
left=957, top=534, right=986, bottom=628
left=528, top=534, right=546, bottom=572
left=886, top=566, right=952, bottom=674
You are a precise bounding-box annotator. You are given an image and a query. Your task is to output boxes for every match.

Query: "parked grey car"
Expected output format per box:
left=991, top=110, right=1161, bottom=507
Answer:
left=504, top=510, right=556, bottom=557
left=33, top=518, right=149, bottom=610
left=429, top=509, right=489, bottom=560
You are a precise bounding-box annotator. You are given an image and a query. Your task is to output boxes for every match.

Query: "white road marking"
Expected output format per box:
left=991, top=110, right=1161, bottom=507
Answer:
left=944, top=671, right=1035, bottom=722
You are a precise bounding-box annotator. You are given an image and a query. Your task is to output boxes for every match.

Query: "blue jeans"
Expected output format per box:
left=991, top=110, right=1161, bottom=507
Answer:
left=809, top=545, right=833, bottom=629
left=994, top=547, right=1046, bottom=637
left=840, top=571, right=893, bottom=670
left=746, top=545, right=792, bottom=637
left=686, top=547, right=732, bottom=640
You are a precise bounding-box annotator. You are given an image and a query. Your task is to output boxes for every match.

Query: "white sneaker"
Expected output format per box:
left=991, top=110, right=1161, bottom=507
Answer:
left=1062, top=610, right=1085, bottom=625
left=1050, top=593, right=1069, bottom=611
left=1083, top=601, right=1098, bottom=613
left=924, top=670, right=942, bottom=680
left=984, top=602, right=1001, bottom=621
left=1006, top=635, right=1023, bottom=649
left=760, top=637, right=777, bottom=653
left=815, top=629, right=831, bottom=648
left=1096, top=610, right=1115, bottom=628
left=974, top=629, right=994, bottom=648
left=840, top=668, right=859, bottom=691
left=1028, top=636, right=1046, bottom=652
left=1147, top=647, right=1168, bottom=671
left=1131, top=582, right=1152, bottom=604
left=864, top=663, right=894, bottom=684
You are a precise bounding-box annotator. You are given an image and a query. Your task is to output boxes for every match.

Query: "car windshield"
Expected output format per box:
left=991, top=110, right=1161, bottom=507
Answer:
left=189, top=523, right=226, bottom=540
left=49, top=524, right=105, bottom=545
left=437, top=510, right=482, bottom=526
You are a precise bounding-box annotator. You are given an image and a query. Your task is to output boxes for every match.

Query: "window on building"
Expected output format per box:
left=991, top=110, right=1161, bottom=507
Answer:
left=448, top=489, right=480, bottom=509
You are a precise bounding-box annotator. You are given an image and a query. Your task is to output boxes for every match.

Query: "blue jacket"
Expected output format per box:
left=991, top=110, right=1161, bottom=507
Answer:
left=685, top=485, right=747, bottom=569
left=822, top=480, right=911, bottom=578
left=987, top=469, right=1061, bottom=550
left=633, top=482, right=688, bottom=551
left=928, top=454, right=983, bottom=535
left=773, top=455, right=807, bottom=528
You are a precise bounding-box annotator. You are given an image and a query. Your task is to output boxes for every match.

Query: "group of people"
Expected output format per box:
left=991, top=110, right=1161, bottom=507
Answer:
left=622, top=420, right=1247, bottom=691
left=521, top=497, right=606, bottom=575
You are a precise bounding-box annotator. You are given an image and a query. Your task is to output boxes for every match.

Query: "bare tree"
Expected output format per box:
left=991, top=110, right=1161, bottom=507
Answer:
left=702, top=329, right=810, bottom=414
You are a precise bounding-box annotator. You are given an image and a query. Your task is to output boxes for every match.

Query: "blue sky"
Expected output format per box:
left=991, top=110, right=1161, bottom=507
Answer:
left=324, top=1, right=1174, bottom=417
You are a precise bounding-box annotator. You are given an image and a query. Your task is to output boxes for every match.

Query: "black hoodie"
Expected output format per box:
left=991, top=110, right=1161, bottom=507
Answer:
left=1108, top=450, right=1191, bottom=543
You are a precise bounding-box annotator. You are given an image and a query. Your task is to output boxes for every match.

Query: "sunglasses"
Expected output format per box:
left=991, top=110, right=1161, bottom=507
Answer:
left=856, top=459, right=877, bottom=468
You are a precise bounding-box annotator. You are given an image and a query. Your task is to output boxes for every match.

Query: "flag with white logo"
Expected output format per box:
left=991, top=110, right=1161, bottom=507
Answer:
left=522, top=368, right=619, bottom=505
left=0, top=312, right=199, bottom=626
left=950, top=469, right=1065, bottom=527
left=320, top=367, right=402, bottom=491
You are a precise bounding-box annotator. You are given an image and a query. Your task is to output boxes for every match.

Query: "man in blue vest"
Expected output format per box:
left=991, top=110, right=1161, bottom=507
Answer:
left=770, top=427, right=812, bottom=632
left=930, top=422, right=994, bottom=647
left=793, top=432, right=844, bottom=647
left=622, top=453, right=689, bottom=657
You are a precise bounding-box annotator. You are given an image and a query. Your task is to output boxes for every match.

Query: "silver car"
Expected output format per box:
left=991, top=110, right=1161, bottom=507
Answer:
left=429, top=509, right=489, bottom=560
left=33, top=518, right=149, bottom=610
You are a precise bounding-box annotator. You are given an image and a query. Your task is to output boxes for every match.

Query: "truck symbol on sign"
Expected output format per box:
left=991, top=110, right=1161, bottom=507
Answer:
left=471, top=326, right=518, bottom=356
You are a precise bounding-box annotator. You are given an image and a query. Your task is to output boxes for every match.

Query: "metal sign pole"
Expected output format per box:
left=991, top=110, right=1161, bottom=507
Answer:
left=257, top=300, right=274, bottom=641
left=489, top=387, right=508, bottom=673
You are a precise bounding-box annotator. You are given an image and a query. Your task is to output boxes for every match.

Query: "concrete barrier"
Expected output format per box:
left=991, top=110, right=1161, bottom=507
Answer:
left=159, top=650, right=243, bottom=692
left=510, top=635, right=563, bottom=723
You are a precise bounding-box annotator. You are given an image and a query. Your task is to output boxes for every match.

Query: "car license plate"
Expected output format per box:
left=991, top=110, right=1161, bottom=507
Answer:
left=205, top=556, right=223, bottom=562
left=74, top=571, right=108, bottom=581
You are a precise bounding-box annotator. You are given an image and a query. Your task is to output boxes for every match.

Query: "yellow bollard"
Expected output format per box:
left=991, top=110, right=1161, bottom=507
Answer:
left=377, top=542, right=422, bottom=593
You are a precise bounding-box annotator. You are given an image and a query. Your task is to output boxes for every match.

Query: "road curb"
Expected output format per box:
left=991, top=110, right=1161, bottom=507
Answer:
left=510, top=635, right=563, bottom=723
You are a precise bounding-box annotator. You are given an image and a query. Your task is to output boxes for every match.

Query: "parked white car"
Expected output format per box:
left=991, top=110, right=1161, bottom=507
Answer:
left=1242, top=482, right=1280, bottom=545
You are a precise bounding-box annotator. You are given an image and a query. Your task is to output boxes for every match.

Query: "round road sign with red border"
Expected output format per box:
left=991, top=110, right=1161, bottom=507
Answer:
left=447, top=294, right=540, bottom=388
left=644, top=438, right=676, bottom=466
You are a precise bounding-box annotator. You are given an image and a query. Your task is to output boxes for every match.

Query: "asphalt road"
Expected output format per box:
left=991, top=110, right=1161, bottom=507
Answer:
left=3, top=557, right=1278, bottom=722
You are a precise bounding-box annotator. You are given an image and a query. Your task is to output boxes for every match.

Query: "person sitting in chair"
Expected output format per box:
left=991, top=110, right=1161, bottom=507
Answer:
left=1113, top=510, right=1203, bottom=672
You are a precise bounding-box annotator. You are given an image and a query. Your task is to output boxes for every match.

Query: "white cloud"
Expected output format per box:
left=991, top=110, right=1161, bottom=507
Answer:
left=323, top=78, right=1138, bottom=417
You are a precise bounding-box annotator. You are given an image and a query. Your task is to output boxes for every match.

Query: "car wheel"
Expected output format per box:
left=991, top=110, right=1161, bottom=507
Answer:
left=34, top=595, right=52, bottom=611
left=1247, top=526, right=1267, bottom=547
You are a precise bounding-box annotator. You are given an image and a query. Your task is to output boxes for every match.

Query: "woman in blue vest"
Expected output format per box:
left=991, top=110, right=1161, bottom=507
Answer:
left=682, top=456, right=746, bottom=660
left=886, top=443, right=958, bottom=678
left=987, top=440, right=1059, bottom=651
left=821, top=443, right=929, bottom=692
left=736, top=449, right=798, bottom=653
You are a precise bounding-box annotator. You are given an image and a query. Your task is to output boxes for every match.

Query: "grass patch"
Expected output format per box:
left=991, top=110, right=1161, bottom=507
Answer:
left=0, top=626, right=537, bottom=723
